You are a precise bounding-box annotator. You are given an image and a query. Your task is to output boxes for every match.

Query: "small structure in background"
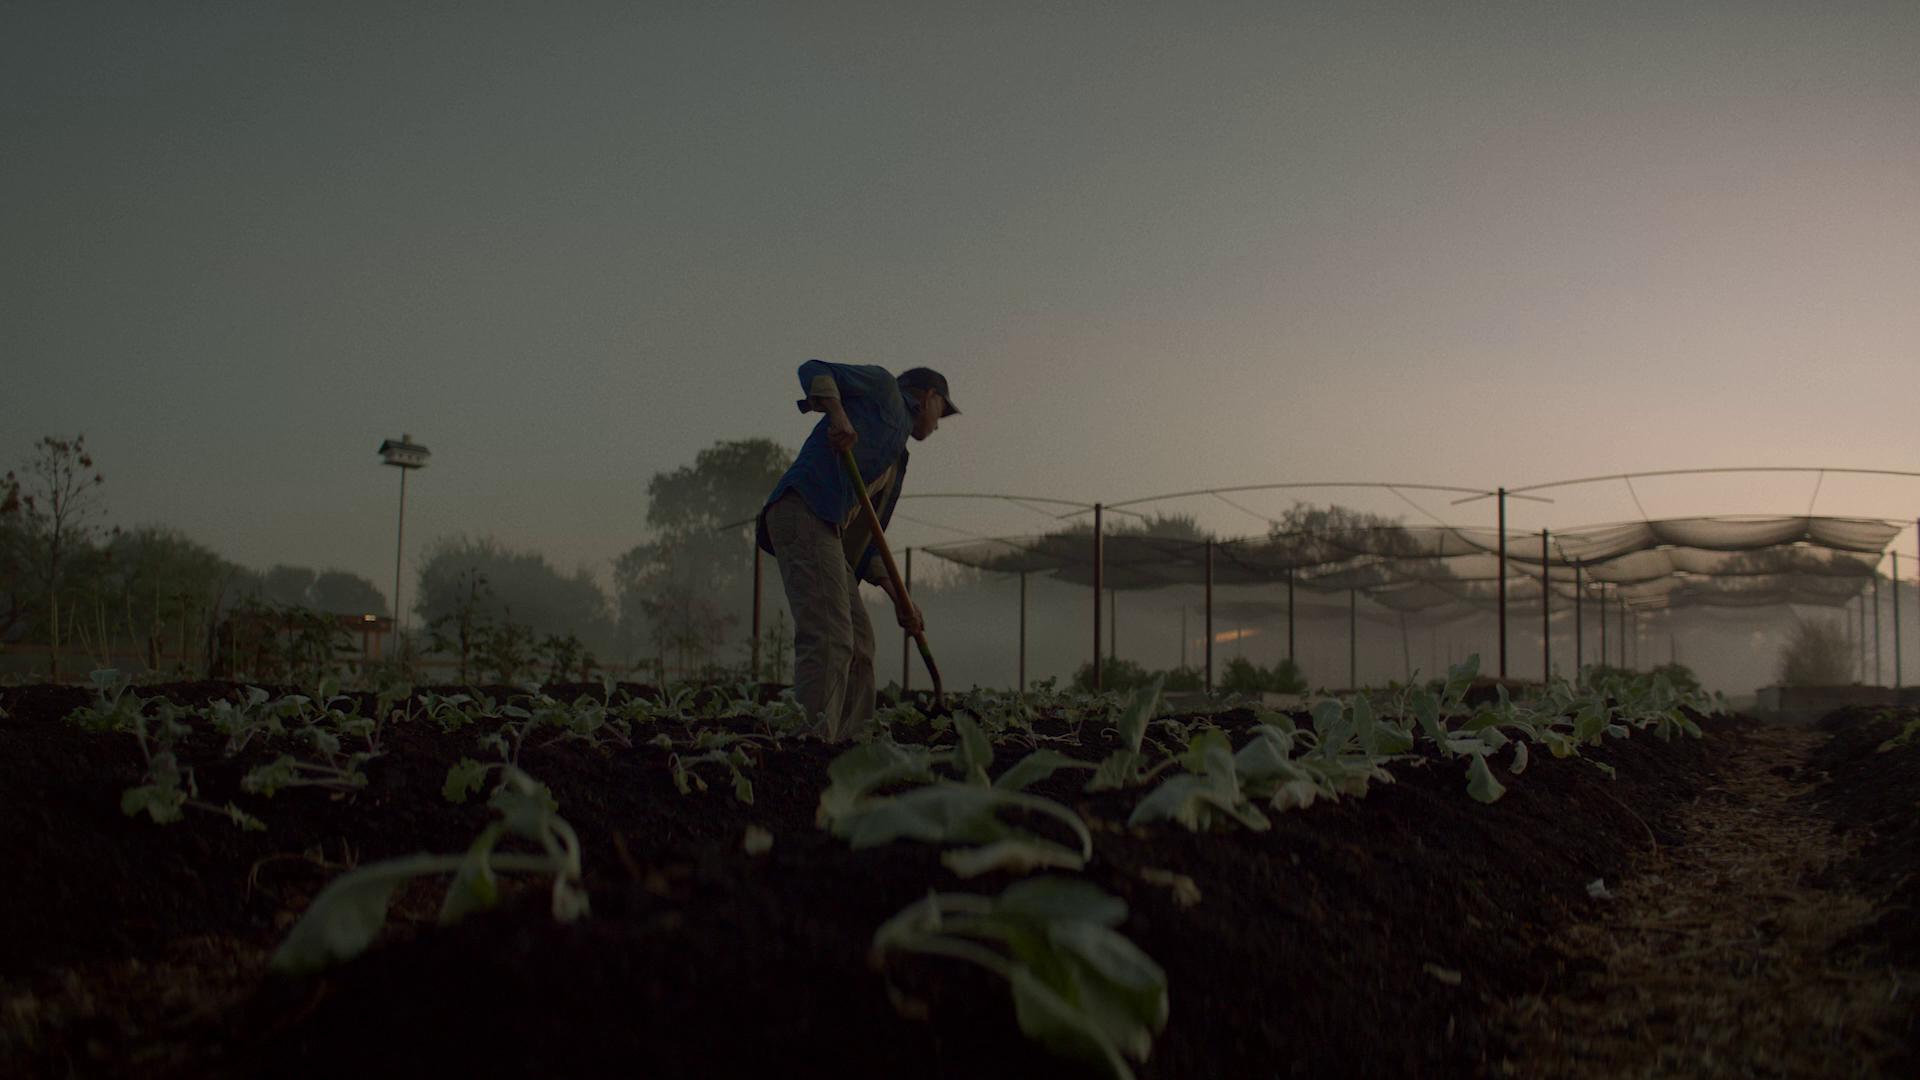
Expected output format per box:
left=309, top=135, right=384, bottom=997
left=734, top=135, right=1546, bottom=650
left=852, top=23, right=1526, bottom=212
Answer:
left=378, top=434, right=431, bottom=652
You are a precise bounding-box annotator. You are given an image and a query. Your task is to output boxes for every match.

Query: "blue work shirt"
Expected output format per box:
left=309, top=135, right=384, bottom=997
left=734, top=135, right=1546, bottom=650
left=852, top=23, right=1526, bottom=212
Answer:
left=758, top=360, right=911, bottom=582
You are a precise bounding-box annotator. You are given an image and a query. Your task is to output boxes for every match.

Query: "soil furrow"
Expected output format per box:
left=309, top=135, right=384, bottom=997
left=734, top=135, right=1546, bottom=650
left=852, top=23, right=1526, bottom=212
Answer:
left=1495, top=728, right=1911, bottom=1077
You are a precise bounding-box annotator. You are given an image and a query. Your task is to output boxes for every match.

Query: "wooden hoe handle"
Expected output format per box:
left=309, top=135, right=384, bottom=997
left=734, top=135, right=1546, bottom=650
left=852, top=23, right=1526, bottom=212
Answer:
left=839, top=448, right=944, bottom=707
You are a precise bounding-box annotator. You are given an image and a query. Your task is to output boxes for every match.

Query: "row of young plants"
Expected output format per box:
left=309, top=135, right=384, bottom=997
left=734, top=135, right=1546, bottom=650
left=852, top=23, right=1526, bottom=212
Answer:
left=56, top=671, right=826, bottom=977
left=52, top=661, right=1714, bottom=1078
left=62, top=671, right=817, bottom=834
left=816, top=656, right=1717, bottom=1079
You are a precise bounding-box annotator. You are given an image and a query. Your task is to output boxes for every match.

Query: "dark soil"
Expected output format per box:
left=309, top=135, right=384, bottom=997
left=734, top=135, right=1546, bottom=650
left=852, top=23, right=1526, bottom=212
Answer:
left=1, top=681, right=1727, bottom=1077
left=1806, top=705, right=1920, bottom=966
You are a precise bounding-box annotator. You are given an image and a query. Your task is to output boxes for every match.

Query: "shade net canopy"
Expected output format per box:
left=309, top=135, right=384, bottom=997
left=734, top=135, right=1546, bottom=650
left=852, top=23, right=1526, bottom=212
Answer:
left=923, top=515, right=1905, bottom=619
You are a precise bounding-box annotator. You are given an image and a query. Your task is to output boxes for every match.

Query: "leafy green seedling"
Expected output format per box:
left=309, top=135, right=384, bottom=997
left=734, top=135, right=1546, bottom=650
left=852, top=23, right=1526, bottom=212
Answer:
left=65, top=669, right=149, bottom=733
left=1085, top=677, right=1169, bottom=792
left=819, top=736, right=1096, bottom=877
left=271, top=765, right=585, bottom=974
left=872, top=877, right=1169, bottom=1080
left=119, top=701, right=265, bottom=831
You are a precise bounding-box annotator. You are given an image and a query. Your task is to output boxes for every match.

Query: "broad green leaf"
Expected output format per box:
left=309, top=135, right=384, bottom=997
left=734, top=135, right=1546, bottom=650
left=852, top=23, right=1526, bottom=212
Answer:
left=1178, top=727, right=1232, bottom=773
left=1267, top=777, right=1323, bottom=812
left=1008, top=965, right=1136, bottom=1080
left=1466, top=753, right=1506, bottom=804
left=443, top=758, right=491, bottom=803
left=1252, top=708, right=1296, bottom=734
left=995, top=876, right=1128, bottom=928
left=1509, top=740, right=1530, bottom=775
left=241, top=756, right=300, bottom=797
left=1443, top=654, right=1479, bottom=707
left=120, top=783, right=185, bottom=824
left=818, top=739, right=941, bottom=824
left=439, top=821, right=508, bottom=924
left=838, top=784, right=1091, bottom=855
left=954, top=712, right=994, bottom=785
left=1127, top=747, right=1269, bottom=833
left=1126, top=775, right=1210, bottom=830
left=1051, top=920, right=1171, bottom=1036
left=1310, top=699, right=1344, bottom=738
left=1373, top=724, right=1416, bottom=755
left=270, top=854, right=460, bottom=974
left=1232, top=726, right=1296, bottom=780
left=1412, top=689, right=1449, bottom=751
left=995, top=750, right=1097, bottom=793
left=942, top=838, right=1087, bottom=879
left=1351, top=695, right=1377, bottom=755
left=1115, top=676, right=1164, bottom=752
left=1085, top=749, right=1144, bottom=792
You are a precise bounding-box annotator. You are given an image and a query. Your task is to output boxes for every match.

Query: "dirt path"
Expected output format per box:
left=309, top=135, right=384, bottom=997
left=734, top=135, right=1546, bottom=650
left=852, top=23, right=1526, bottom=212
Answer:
left=1496, top=727, right=1910, bottom=1077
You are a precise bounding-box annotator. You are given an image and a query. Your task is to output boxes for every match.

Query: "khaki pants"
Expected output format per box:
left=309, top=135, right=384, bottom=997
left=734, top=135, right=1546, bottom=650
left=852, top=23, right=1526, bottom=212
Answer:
left=765, top=492, right=876, bottom=741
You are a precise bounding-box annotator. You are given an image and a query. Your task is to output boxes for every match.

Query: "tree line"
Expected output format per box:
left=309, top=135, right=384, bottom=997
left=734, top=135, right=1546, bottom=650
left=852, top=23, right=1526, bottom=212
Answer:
left=0, top=434, right=820, bottom=683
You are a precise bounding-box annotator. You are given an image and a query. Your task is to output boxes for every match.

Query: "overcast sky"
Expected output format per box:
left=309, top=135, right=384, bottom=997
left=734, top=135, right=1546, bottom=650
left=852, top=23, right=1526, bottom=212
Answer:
left=7, top=1, right=1919, bottom=605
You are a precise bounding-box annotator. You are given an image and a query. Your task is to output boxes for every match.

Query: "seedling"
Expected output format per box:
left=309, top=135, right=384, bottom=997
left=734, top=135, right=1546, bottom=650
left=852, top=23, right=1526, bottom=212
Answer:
left=872, top=877, right=1168, bottom=1080
left=819, top=721, right=1096, bottom=877
left=270, top=765, right=586, bottom=974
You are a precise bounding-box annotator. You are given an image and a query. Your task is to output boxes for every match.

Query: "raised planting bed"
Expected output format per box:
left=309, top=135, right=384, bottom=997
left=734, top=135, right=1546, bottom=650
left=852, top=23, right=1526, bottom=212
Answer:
left=1, top=666, right=1728, bottom=1077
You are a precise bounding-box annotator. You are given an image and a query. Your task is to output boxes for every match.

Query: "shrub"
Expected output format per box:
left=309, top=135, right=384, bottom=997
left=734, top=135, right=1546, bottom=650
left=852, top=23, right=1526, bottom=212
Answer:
left=1160, top=666, right=1203, bottom=692
left=1218, top=656, right=1308, bottom=695
left=1649, top=661, right=1701, bottom=695
left=1267, top=657, right=1308, bottom=694
left=1776, top=616, right=1854, bottom=687
left=1071, top=658, right=1154, bottom=693
left=1217, top=656, right=1266, bottom=695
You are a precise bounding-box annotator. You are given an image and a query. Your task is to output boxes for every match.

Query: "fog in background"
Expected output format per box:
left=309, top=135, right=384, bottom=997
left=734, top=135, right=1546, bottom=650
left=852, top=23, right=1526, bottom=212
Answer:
left=7, top=2, right=1919, bottom=693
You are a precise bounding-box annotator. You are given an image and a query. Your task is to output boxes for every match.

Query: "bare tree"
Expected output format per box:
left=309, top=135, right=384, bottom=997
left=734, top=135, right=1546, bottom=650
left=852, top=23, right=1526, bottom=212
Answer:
left=10, top=436, right=110, bottom=679
left=1776, top=615, right=1853, bottom=686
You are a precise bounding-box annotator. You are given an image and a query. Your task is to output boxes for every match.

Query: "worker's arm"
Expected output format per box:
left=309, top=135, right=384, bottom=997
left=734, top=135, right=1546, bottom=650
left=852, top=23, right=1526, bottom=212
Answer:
left=803, top=395, right=855, bottom=451
left=873, top=574, right=924, bottom=633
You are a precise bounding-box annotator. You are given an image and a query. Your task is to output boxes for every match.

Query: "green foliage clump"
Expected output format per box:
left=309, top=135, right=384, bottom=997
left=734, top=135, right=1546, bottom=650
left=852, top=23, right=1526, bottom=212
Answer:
left=1159, top=665, right=1203, bottom=692
left=1775, top=616, right=1854, bottom=687
left=1218, top=656, right=1308, bottom=695
left=1648, top=662, right=1700, bottom=695
left=1071, top=658, right=1153, bottom=693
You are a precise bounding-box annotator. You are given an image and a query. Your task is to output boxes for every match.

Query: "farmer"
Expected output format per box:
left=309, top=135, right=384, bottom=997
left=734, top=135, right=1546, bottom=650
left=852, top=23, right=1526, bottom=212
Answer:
left=757, top=361, right=958, bottom=741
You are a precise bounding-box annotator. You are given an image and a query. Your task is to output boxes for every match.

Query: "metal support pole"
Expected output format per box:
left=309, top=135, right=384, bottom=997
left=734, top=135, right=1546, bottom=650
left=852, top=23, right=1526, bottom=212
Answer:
left=1860, top=591, right=1868, bottom=683
left=1349, top=587, right=1357, bottom=690
left=1092, top=503, right=1104, bottom=691
left=1497, top=487, right=1508, bottom=679
left=1574, top=564, right=1584, bottom=676
left=1204, top=539, right=1214, bottom=692
left=1599, top=585, right=1608, bottom=669
left=393, top=468, right=407, bottom=645
left=1541, top=529, right=1551, bottom=681
left=1618, top=595, right=1627, bottom=670
left=1287, top=565, right=1296, bottom=662
left=1874, top=572, right=1883, bottom=685
left=1109, top=588, right=1117, bottom=664
left=902, top=547, right=913, bottom=694
left=1895, top=550, right=1903, bottom=690
left=751, top=544, right=762, bottom=681
left=1018, top=570, right=1027, bottom=693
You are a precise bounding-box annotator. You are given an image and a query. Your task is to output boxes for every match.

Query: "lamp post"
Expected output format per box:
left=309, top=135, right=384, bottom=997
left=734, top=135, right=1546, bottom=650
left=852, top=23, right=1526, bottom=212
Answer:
left=378, top=434, right=430, bottom=652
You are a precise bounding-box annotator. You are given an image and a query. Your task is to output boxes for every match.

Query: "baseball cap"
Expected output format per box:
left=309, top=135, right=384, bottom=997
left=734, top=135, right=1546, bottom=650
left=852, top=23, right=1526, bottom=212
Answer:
left=897, top=367, right=960, bottom=416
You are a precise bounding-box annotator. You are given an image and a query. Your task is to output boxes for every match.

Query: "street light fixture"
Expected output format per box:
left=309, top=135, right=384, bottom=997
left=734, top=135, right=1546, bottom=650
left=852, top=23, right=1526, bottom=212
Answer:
left=378, top=434, right=430, bottom=650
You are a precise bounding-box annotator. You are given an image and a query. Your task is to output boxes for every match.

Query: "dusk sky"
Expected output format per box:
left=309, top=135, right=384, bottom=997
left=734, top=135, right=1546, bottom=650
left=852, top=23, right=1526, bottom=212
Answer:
left=8, top=1, right=1920, bottom=606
